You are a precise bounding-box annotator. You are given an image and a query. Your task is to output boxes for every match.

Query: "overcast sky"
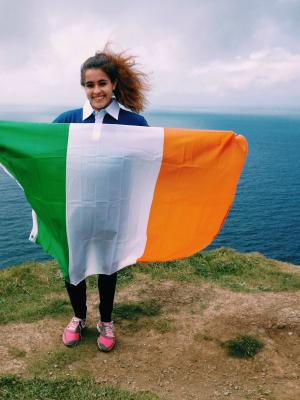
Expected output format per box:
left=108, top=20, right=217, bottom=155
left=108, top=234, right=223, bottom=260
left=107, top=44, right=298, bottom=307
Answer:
left=1, top=0, right=300, bottom=110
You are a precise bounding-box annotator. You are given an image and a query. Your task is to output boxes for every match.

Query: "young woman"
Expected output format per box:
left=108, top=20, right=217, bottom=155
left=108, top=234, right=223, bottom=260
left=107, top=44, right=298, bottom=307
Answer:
left=53, top=46, right=150, bottom=352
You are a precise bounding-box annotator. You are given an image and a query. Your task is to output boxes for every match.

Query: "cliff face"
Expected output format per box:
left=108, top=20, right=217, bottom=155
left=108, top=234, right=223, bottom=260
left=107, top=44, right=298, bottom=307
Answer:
left=1, top=248, right=300, bottom=400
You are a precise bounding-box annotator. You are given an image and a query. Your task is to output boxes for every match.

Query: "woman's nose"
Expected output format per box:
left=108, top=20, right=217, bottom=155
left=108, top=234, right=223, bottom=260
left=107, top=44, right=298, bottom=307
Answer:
left=93, top=85, right=102, bottom=93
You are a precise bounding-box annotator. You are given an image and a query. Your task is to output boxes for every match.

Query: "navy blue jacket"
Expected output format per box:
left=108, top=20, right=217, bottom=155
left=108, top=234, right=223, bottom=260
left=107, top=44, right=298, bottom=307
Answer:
left=53, top=107, right=149, bottom=126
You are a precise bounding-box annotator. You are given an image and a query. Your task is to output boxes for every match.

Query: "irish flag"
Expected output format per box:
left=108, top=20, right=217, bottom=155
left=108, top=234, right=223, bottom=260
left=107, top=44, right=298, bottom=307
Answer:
left=0, top=121, right=247, bottom=284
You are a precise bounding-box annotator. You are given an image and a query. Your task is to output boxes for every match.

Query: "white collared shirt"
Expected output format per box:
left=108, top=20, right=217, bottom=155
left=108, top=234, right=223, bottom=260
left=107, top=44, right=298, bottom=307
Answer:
left=82, top=98, right=120, bottom=123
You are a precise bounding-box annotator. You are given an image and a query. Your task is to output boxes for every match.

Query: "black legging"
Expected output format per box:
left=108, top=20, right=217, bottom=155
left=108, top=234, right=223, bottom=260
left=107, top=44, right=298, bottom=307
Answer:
left=65, top=272, right=118, bottom=322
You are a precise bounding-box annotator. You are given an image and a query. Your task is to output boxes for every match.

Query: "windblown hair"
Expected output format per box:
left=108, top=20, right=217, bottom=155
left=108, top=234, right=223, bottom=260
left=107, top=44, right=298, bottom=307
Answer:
left=80, top=45, right=150, bottom=113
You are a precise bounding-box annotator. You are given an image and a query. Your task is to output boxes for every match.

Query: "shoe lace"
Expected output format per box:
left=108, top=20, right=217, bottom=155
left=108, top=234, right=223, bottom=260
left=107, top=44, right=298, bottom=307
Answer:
left=102, top=322, right=114, bottom=338
left=68, top=317, right=82, bottom=331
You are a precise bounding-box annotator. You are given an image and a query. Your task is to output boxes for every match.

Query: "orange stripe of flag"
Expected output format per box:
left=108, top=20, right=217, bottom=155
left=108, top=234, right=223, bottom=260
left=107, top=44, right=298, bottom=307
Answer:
left=138, top=128, right=247, bottom=262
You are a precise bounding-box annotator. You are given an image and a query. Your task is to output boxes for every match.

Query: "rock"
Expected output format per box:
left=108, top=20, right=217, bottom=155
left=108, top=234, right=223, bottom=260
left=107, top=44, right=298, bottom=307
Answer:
left=277, top=324, right=287, bottom=329
left=277, top=308, right=300, bottom=327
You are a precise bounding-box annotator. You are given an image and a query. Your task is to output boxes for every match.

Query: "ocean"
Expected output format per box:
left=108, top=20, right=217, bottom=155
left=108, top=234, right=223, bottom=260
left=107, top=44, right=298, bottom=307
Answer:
left=0, top=106, right=299, bottom=269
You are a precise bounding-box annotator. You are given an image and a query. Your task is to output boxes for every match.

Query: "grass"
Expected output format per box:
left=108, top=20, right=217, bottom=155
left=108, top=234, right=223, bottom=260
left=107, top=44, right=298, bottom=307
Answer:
left=194, top=331, right=223, bottom=346
left=27, top=327, right=103, bottom=378
left=137, top=258, right=196, bottom=282
left=8, top=347, right=26, bottom=358
left=194, top=332, right=216, bottom=343
left=0, top=295, right=72, bottom=325
left=113, top=299, right=161, bottom=332
left=194, top=331, right=264, bottom=357
left=1, top=248, right=300, bottom=325
left=117, top=267, right=136, bottom=286
left=112, top=300, right=174, bottom=333
left=0, top=261, right=135, bottom=325
left=138, top=248, right=300, bottom=292
left=0, top=261, right=70, bottom=324
left=0, top=376, right=158, bottom=400
left=151, top=318, right=174, bottom=334
left=113, top=299, right=161, bottom=321
left=27, top=347, right=88, bottom=377
left=224, top=335, right=264, bottom=358
left=186, top=248, right=300, bottom=292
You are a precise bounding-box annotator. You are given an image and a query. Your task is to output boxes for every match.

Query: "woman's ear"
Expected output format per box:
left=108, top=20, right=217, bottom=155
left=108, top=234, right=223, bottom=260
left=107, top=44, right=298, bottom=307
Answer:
left=113, top=80, right=117, bottom=91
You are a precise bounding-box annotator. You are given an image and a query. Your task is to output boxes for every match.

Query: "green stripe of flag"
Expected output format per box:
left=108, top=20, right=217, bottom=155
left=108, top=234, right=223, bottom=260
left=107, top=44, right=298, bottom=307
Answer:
left=0, top=121, right=70, bottom=280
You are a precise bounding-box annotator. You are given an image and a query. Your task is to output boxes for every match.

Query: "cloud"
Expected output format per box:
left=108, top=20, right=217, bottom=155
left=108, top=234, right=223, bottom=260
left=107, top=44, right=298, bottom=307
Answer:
left=191, top=47, right=300, bottom=93
left=0, top=0, right=300, bottom=108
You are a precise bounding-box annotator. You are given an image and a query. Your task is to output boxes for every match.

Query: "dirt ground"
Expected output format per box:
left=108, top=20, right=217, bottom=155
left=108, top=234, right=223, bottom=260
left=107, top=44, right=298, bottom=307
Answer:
left=1, top=274, right=300, bottom=400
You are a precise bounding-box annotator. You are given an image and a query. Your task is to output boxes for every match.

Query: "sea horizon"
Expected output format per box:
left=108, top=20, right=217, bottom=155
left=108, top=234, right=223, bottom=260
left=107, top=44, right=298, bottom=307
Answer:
left=1, top=103, right=300, bottom=116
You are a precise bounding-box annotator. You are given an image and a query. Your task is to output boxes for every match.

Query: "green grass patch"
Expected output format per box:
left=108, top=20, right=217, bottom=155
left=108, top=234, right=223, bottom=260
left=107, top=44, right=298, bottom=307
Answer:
left=113, top=300, right=173, bottom=333
left=117, top=266, right=136, bottom=286
left=113, top=299, right=160, bottom=321
left=137, top=248, right=300, bottom=292
left=224, top=335, right=264, bottom=358
left=27, top=328, right=99, bottom=378
left=1, top=296, right=72, bottom=325
left=28, top=348, right=84, bottom=376
left=194, top=331, right=223, bottom=345
left=8, top=347, right=26, bottom=358
left=137, top=258, right=196, bottom=282
left=194, top=333, right=215, bottom=343
left=0, top=261, right=70, bottom=325
left=191, top=248, right=300, bottom=292
left=0, top=376, right=158, bottom=400
left=151, top=318, right=174, bottom=334
left=113, top=299, right=161, bottom=331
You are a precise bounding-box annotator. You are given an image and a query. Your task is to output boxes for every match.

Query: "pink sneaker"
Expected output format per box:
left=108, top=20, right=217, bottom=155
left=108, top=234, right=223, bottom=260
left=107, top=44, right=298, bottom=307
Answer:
left=62, top=316, right=86, bottom=347
left=96, top=321, right=116, bottom=352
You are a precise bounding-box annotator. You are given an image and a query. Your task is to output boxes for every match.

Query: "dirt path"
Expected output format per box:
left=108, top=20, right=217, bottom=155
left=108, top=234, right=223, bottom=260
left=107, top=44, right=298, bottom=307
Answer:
left=1, top=274, right=300, bottom=399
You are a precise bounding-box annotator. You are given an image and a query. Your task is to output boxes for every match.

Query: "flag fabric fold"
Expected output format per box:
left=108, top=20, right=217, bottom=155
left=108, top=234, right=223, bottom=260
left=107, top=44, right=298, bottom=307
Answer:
left=0, top=121, right=247, bottom=284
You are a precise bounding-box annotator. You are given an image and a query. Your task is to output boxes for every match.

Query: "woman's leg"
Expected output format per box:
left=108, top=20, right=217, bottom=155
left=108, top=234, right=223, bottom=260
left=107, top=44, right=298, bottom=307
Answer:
left=65, top=279, right=87, bottom=320
left=63, top=279, right=87, bottom=347
left=98, top=272, right=118, bottom=322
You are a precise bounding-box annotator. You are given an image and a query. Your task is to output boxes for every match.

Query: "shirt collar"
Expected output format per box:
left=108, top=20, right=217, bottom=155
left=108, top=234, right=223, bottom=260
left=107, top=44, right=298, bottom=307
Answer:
left=82, top=98, right=120, bottom=121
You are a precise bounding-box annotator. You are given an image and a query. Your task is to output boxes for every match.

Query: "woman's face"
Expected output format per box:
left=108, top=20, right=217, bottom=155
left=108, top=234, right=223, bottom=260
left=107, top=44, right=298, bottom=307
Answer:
left=83, top=68, right=117, bottom=111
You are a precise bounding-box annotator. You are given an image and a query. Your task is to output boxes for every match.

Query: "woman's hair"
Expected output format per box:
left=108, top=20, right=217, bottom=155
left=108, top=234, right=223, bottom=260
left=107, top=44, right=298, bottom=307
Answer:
left=80, top=45, right=150, bottom=113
